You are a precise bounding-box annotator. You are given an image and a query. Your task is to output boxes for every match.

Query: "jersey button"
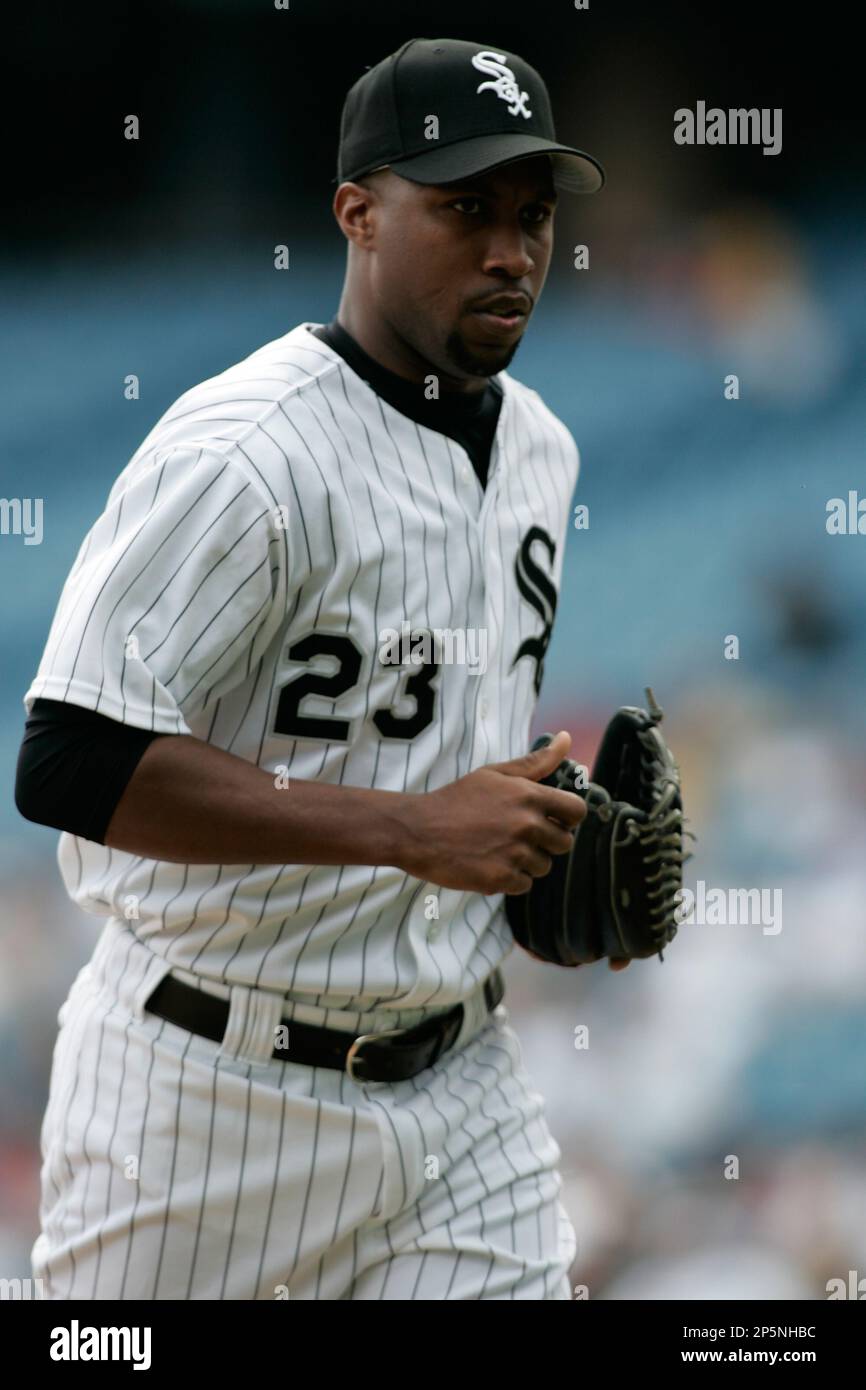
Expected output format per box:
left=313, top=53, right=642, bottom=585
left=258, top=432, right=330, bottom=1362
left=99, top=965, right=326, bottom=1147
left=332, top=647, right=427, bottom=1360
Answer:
left=480, top=697, right=489, bottom=719
left=426, top=921, right=441, bottom=943
left=461, top=464, right=471, bottom=484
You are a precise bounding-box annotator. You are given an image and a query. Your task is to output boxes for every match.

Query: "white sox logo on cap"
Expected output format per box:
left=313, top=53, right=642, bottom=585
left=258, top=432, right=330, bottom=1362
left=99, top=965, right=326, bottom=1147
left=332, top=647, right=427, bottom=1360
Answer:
left=471, top=50, right=532, bottom=119
left=336, top=38, right=603, bottom=193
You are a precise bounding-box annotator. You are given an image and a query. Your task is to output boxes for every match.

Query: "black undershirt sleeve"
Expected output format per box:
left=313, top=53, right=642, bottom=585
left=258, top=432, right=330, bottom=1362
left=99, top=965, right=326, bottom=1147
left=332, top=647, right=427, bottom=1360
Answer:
left=14, top=698, right=167, bottom=845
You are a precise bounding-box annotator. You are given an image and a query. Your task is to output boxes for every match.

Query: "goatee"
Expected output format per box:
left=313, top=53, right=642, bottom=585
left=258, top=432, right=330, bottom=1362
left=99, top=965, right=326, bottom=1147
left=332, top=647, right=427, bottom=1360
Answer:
left=445, top=329, right=521, bottom=379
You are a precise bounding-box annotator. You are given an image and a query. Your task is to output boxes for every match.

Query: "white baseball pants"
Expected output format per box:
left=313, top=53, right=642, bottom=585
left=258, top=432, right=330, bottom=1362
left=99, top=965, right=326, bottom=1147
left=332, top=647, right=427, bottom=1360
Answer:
left=32, top=920, right=577, bottom=1300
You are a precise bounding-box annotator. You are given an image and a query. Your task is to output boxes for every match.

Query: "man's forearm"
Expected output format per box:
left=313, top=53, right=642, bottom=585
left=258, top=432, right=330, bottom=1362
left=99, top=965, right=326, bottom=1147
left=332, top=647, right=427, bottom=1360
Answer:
left=104, top=734, right=417, bottom=868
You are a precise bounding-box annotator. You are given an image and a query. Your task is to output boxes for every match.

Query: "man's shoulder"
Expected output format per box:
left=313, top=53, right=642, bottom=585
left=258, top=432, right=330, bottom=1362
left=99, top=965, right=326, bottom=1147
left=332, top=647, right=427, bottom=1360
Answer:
left=498, top=370, right=580, bottom=463
left=122, top=325, right=343, bottom=477
left=169, top=323, right=340, bottom=422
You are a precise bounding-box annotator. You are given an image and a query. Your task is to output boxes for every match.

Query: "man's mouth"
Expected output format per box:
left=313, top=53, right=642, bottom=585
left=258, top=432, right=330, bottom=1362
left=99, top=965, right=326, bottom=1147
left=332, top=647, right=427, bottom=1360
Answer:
left=469, top=295, right=531, bottom=336
left=473, top=310, right=524, bottom=330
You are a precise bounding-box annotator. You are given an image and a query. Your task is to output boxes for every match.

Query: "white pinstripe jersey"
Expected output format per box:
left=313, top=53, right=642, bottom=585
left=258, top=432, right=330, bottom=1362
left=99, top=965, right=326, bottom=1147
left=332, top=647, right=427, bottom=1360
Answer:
left=24, top=323, right=579, bottom=1011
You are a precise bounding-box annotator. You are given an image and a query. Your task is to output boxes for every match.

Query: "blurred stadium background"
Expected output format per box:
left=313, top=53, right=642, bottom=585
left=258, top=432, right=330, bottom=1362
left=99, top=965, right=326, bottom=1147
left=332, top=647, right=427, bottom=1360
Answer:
left=2, top=0, right=865, bottom=1298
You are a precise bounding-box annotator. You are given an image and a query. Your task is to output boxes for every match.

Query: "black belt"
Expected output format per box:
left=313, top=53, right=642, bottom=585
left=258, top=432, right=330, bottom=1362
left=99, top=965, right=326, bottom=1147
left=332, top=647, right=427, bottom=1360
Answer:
left=144, top=969, right=505, bottom=1084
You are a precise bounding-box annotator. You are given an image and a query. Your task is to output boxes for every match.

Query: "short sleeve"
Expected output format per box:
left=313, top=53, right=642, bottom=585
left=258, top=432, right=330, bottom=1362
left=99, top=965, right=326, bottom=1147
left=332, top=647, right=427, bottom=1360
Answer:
left=23, top=446, right=287, bottom=734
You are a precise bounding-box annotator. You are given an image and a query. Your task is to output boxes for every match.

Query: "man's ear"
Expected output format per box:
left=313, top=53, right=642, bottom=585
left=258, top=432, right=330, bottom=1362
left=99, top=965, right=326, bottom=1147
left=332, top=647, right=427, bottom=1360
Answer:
left=333, top=180, right=379, bottom=249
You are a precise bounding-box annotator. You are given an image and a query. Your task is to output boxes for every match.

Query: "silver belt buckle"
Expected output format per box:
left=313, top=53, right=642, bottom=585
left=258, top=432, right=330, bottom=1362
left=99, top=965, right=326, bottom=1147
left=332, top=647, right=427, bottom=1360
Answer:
left=345, top=1026, right=406, bottom=1083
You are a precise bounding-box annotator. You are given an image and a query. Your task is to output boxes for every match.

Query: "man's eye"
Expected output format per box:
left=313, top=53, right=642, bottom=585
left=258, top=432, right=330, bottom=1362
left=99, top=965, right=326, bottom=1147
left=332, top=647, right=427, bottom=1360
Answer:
left=523, top=204, right=553, bottom=225
left=450, top=198, right=483, bottom=214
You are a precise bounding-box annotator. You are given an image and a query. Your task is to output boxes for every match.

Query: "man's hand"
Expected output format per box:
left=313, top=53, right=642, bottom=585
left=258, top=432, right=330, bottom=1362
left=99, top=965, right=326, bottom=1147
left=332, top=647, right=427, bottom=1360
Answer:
left=397, top=731, right=586, bottom=895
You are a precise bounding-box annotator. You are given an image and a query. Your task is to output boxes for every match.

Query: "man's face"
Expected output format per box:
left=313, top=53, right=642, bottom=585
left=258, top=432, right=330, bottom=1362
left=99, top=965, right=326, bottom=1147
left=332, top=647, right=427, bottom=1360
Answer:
left=361, top=156, right=557, bottom=383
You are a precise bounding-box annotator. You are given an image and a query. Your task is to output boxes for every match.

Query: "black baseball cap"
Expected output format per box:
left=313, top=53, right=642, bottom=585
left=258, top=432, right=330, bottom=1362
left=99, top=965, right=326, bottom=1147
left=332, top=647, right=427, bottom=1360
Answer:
left=336, top=38, right=604, bottom=195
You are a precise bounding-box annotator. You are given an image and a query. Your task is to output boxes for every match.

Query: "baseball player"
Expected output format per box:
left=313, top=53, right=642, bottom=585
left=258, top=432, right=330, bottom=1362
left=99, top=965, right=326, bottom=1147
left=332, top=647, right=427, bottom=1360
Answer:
left=16, top=37, right=619, bottom=1300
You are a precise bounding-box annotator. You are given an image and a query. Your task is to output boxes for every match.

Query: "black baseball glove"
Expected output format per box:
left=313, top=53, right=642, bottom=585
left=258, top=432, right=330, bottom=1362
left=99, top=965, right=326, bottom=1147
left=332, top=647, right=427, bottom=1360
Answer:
left=505, top=689, right=687, bottom=966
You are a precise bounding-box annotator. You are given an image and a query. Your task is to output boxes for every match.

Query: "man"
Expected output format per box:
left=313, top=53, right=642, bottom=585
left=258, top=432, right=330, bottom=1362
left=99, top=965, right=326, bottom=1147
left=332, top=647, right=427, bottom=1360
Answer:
left=16, top=37, right=615, bottom=1300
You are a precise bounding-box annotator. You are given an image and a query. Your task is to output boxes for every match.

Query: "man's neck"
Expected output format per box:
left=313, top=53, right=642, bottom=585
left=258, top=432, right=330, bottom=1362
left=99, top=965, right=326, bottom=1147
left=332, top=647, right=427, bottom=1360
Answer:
left=335, top=300, right=489, bottom=397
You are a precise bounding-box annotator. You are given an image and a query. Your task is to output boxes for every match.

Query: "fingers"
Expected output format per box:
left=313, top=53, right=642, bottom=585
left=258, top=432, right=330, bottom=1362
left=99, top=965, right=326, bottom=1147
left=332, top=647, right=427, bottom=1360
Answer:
left=492, top=729, right=572, bottom=782
left=503, top=870, right=534, bottom=895
left=608, top=958, right=631, bottom=971
left=501, top=843, right=553, bottom=894
left=518, top=845, right=553, bottom=881
left=534, top=783, right=587, bottom=828
left=532, top=818, right=576, bottom=857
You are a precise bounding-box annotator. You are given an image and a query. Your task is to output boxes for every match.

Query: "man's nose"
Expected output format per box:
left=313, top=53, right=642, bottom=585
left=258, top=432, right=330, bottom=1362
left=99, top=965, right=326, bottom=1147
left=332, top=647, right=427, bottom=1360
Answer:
left=480, top=225, right=535, bottom=280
